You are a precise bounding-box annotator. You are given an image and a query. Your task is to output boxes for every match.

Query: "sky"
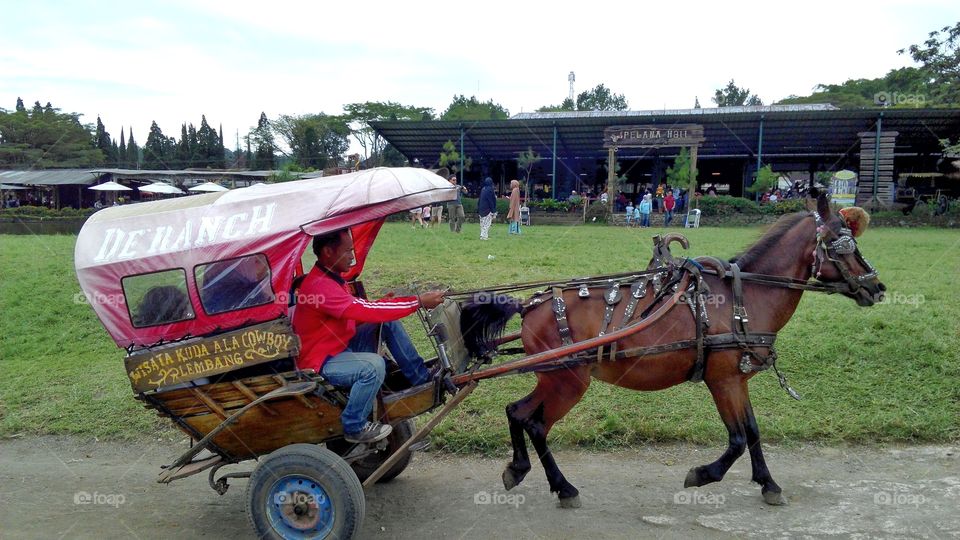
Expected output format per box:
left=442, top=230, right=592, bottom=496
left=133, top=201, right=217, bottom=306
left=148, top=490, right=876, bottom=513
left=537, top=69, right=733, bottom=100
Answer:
left=1, top=0, right=957, bottom=157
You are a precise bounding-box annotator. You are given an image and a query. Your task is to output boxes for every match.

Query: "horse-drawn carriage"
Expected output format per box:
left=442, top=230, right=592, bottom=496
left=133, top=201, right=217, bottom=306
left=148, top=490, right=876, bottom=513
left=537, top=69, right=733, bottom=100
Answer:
left=76, top=167, right=885, bottom=539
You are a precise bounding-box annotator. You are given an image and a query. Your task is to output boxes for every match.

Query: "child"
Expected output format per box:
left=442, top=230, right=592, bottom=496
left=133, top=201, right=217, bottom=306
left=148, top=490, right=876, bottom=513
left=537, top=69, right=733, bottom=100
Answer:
left=421, top=205, right=431, bottom=228
left=638, top=193, right=652, bottom=227
left=625, top=200, right=635, bottom=226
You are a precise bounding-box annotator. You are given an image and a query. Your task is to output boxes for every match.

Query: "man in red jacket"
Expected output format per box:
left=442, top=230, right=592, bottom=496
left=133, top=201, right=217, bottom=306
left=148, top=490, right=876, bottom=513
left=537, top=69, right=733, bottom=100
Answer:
left=293, top=228, right=445, bottom=443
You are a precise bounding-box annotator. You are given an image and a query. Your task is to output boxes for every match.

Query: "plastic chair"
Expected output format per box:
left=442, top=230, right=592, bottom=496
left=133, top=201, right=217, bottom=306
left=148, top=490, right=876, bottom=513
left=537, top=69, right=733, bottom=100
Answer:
left=685, top=209, right=701, bottom=228
left=520, top=206, right=531, bottom=226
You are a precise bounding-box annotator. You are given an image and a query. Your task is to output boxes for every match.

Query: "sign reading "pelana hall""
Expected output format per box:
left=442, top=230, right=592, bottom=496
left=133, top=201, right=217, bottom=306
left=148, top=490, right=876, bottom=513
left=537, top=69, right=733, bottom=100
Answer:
left=604, top=125, right=704, bottom=148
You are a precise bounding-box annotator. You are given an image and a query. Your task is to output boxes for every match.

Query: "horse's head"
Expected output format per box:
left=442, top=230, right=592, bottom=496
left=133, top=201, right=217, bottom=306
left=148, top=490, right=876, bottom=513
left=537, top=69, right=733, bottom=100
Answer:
left=811, top=192, right=885, bottom=306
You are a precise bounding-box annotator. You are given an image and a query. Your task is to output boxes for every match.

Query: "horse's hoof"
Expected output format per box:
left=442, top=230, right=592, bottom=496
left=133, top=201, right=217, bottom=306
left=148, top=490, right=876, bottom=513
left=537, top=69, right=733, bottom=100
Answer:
left=763, top=490, right=787, bottom=506
left=683, top=467, right=700, bottom=488
left=502, top=468, right=519, bottom=491
left=556, top=495, right=582, bottom=509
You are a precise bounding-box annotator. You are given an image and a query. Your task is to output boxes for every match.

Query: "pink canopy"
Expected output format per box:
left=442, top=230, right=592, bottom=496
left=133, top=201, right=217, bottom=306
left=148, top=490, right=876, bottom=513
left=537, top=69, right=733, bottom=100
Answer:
left=75, top=167, right=456, bottom=348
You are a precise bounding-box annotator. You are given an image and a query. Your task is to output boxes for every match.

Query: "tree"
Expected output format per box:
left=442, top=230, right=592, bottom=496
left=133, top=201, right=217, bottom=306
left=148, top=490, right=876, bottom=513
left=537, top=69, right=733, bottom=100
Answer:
left=126, top=127, right=139, bottom=169
left=537, top=97, right=576, bottom=112
left=343, top=101, right=434, bottom=165
left=665, top=147, right=698, bottom=193
left=142, top=121, right=170, bottom=169
left=576, top=84, right=628, bottom=111
left=776, top=66, right=930, bottom=108
left=516, top=147, right=542, bottom=198
left=747, top=164, right=779, bottom=194
left=196, top=115, right=222, bottom=168
left=899, top=22, right=960, bottom=104
left=94, top=116, right=117, bottom=166
left=274, top=113, right=351, bottom=170
left=175, top=124, right=191, bottom=168
left=118, top=129, right=126, bottom=168
left=0, top=99, right=103, bottom=168
left=248, top=112, right=275, bottom=171
left=380, top=143, right=408, bottom=167
left=713, top=79, right=763, bottom=107
left=440, top=95, right=509, bottom=121
left=439, top=139, right=471, bottom=174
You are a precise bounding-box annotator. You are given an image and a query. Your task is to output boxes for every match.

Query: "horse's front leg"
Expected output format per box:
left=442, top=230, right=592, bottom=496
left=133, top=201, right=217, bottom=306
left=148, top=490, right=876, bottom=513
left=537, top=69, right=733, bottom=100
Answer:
left=744, top=402, right=787, bottom=505
left=684, top=369, right=749, bottom=489
left=504, top=368, right=591, bottom=508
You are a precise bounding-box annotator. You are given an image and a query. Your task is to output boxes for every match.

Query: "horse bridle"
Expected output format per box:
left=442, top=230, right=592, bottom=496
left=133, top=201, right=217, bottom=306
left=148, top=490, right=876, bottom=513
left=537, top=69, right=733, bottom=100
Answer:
left=811, top=212, right=879, bottom=295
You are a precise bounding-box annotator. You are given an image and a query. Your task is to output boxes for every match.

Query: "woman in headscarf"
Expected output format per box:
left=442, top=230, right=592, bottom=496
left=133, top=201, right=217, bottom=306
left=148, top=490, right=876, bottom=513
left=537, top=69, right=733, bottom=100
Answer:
left=506, top=179, right=522, bottom=234
left=478, top=177, right=497, bottom=240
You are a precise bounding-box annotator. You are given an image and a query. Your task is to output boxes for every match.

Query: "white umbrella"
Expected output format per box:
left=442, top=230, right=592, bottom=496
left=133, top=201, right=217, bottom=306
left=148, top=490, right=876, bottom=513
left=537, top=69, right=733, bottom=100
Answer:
left=139, top=182, right=185, bottom=195
left=188, top=182, right=229, bottom=192
left=89, top=181, right=132, bottom=191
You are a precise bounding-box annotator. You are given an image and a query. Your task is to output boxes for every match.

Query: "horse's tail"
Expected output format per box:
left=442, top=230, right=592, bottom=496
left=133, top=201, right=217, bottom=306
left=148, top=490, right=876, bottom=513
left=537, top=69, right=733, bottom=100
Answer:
left=460, top=292, right=523, bottom=358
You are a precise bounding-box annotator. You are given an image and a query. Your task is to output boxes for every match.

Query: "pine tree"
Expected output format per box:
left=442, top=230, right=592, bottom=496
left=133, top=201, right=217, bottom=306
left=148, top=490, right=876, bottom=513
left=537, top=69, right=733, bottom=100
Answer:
left=15, top=97, right=25, bottom=112
left=94, top=117, right=116, bottom=166
left=218, top=124, right=226, bottom=169
left=126, top=127, right=139, bottom=169
left=175, top=124, right=190, bottom=169
left=143, top=121, right=168, bottom=169
left=251, top=112, right=275, bottom=170
left=119, top=129, right=127, bottom=168
left=187, top=123, right=199, bottom=167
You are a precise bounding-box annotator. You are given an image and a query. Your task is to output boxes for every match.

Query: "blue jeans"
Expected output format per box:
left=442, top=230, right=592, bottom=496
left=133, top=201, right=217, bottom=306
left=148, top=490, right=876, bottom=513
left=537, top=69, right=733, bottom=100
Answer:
left=321, top=321, right=429, bottom=433
left=640, top=213, right=650, bottom=227
left=665, top=210, right=673, bottom=226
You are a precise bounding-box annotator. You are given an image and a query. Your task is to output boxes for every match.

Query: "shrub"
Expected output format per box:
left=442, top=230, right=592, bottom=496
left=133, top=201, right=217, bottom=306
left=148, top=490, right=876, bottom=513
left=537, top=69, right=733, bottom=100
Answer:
left=694, top=195, right=759, bottom=216
left=460, top=197, right=509, bottom=219
left=759, top=199, right=808, bottom=215
left=585, top=201, right=610, bottom=223
left=0, top=205, right=97, bottom=219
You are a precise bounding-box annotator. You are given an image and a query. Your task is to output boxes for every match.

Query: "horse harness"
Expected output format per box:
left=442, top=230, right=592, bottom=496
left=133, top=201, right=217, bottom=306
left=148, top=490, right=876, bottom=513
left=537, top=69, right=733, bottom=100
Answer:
left=537, top=258, right=780, bottom=385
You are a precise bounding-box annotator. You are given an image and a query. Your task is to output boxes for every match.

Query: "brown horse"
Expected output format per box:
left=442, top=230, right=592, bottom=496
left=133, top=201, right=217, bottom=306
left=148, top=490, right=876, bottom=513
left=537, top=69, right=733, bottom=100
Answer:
left=460, top=192, right=885, bottom=508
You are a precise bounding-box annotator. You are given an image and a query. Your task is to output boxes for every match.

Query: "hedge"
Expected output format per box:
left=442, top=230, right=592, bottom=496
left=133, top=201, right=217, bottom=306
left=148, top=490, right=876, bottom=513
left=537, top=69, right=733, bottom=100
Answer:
left=0, top=205, right=98, bottom=219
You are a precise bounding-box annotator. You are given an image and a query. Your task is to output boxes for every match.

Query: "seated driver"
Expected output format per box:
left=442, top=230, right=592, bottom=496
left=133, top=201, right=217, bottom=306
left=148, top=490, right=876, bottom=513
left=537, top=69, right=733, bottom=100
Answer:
left=293, top=228, right=445, bottom=444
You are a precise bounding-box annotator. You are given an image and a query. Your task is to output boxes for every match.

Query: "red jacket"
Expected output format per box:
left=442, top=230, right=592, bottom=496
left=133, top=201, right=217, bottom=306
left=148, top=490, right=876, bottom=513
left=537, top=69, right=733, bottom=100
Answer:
left=292, top=265, right=419, bottom=372
left=664, top=194, right=676, bottom=211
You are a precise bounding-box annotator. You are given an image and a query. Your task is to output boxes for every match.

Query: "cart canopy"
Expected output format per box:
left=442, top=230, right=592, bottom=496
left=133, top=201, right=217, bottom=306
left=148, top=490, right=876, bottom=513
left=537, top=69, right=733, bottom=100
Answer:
left=75, top=167, right=455, bottom=349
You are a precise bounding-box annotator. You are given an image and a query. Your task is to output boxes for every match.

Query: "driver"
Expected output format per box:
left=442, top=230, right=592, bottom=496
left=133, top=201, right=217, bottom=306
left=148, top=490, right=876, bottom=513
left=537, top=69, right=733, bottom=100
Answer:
left=293, top=228, right=445, bottom=444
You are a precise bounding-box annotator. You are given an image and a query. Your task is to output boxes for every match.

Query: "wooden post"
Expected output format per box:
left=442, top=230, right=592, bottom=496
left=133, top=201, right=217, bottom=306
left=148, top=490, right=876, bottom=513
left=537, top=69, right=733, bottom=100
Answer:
left=607, top=146, right=616, bottom=211
left=688, top=145, right=698, bottom=190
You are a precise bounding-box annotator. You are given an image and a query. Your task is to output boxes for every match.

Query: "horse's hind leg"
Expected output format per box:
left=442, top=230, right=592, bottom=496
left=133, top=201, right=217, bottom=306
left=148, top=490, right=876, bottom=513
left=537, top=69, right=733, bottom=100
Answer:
left=744, top=402, right=786, bottom=505
left=503, top=400, right=532, bottom=490
left=503, top=367, right=590, bottom=508
left=684, top=374, right=749, bottom=489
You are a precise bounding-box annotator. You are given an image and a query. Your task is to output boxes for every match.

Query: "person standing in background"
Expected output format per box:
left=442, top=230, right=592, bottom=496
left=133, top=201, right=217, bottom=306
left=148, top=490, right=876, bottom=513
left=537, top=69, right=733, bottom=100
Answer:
left=447, top=175, right=467, bottom=233
left=478, top=177, right=497, bottom=240
left=506, top=179, right=522, bottom=235
left=663, top=189, right=676, bottom=227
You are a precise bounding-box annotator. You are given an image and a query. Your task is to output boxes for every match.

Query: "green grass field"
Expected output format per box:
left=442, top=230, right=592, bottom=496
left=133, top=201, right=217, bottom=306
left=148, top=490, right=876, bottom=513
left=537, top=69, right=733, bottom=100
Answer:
left=1, top=221, right=958, bottom=451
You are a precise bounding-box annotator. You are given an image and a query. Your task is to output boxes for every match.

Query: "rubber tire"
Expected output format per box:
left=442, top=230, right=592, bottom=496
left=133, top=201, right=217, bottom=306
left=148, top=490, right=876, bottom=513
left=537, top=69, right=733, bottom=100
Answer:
left=246, top=444, right=364, bottom=540
left=327, top=419, right=415, bottom=483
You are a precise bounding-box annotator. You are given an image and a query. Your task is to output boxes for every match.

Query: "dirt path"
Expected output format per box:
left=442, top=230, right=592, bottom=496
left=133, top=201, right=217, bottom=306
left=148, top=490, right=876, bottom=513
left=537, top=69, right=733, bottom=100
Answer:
left=0, top=436, right=957, bottom=539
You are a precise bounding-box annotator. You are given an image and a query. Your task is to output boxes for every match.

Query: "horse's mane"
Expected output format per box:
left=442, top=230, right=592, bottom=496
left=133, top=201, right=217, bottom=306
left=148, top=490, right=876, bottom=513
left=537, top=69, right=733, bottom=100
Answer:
left=730, top=212, right=810, bottom=270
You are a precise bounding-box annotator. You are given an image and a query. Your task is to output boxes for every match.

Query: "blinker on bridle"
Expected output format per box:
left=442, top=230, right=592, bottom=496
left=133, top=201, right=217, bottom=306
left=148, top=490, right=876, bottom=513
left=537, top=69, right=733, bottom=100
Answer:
left=811, top=212, right=879, bottom=294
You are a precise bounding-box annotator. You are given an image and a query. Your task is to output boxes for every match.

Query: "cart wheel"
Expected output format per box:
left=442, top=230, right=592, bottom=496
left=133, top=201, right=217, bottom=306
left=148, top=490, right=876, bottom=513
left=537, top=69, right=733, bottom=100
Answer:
left=327, top=419, right=415, bottom=483
left=246, top=444, right=364, bottom=540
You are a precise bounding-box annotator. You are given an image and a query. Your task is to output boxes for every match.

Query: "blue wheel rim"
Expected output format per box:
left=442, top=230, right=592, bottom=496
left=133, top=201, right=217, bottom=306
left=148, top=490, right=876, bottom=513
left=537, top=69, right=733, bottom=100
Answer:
left=266, top=474, right=335, bottom=539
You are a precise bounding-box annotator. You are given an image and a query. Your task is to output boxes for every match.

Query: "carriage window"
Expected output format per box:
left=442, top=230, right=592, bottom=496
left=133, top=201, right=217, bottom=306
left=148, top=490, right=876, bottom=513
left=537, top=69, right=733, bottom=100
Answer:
left=196, top=254, right=276, bottom=315
left=123, top=269, right=195, bottom=328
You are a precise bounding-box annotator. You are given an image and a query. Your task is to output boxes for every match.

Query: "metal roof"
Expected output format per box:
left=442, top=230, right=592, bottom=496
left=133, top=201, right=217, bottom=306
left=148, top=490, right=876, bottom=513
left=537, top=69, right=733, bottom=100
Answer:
left=372, top=107, right=960, bottom=165
left=0, top=169, right=102, bottom=185
left=0, top=168, right=322, bottom=186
